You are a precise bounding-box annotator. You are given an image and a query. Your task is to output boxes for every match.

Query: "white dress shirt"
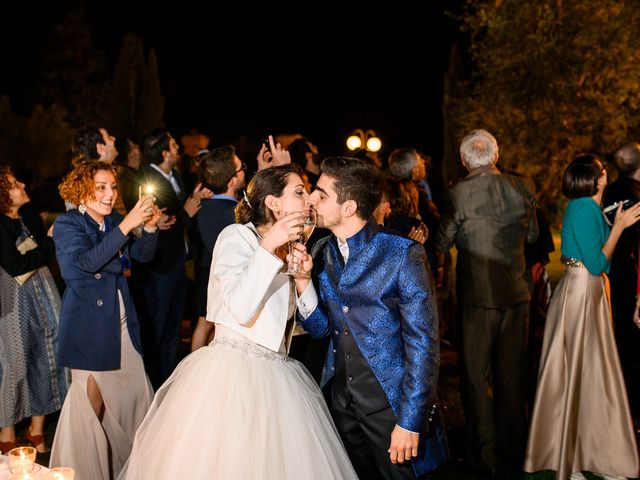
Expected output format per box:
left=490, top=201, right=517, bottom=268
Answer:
left=296, top=237, right=349, bottom=319
left=150, top=163, right=182, bottom=197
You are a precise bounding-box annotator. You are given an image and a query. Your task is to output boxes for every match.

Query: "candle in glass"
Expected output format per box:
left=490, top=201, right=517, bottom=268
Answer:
left=8, top=447, right=36, bottom=474
left=45, top=467, right=76, bottom=480
left=9, top=472, right=38, bottom=480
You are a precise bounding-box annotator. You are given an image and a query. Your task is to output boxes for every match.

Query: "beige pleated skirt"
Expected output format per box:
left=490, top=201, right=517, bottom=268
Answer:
left=49, top=320, right=154, bottom=480
left=524, top=266, right=639, bottom=479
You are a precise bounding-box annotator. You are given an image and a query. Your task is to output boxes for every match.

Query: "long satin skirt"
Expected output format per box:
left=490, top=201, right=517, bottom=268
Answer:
left=49, top=321, right=154, bottom=480
left=524, top=267, right=639, bottom=479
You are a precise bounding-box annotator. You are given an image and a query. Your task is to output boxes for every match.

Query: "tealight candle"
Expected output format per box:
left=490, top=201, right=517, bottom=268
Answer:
left=8, top=465, right=39, bottom=480
left=9, top=472, right=37, bottom=480
left=45, top=467, right=75, bottom=480
left=8, top=447, right=36, bottom=474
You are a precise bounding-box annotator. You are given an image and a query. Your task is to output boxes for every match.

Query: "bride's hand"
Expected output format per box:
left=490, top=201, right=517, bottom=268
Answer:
left=260, top=212, right=305, bottom=254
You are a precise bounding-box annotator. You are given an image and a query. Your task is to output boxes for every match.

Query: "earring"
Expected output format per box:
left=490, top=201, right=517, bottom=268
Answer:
left=78, top=203, right=86, bottom=214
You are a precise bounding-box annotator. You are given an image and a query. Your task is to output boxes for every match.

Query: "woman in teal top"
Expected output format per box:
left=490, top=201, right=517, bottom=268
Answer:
left=525, top=154, right=640, bottom=480
left=561, top=196, right=612, bottom=275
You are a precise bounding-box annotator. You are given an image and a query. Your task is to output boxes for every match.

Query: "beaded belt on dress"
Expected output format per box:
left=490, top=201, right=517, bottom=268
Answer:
left=561, top=256, right=585, bottom=268
left=212, top=333, right=288, bottom=363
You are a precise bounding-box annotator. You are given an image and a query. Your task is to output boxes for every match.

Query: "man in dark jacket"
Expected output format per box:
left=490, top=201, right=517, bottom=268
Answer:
left=190, top=145, right=245, bottom=350
left=603, top=142, right=640, bottom=426
left=135, top=129, right=209, bottom=388
left=434, top=129, right=538, bottom=476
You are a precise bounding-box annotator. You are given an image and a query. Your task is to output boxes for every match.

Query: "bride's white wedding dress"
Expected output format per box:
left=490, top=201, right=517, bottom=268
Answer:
left=119, top=224, right=357, bottom=479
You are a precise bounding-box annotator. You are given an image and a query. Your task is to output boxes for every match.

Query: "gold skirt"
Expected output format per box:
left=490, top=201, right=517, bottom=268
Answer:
left=524, top=266, right=639, bottom=478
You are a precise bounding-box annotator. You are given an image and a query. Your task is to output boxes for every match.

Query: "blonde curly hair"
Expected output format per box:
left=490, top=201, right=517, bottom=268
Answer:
left=59, top=161, right=117, bottom=206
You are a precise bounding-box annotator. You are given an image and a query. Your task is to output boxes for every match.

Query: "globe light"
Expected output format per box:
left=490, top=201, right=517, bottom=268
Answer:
left=366, top=136, right=382, bottom=152
left=346, top=135, right=362, bottom=151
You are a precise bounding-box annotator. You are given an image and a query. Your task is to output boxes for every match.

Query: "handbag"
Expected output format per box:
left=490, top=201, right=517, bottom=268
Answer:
left=14, top=235, right=38, bottom=285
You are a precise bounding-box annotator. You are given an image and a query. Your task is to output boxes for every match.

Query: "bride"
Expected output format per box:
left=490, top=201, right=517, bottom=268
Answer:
left=119, top=164, right=357, bottom=479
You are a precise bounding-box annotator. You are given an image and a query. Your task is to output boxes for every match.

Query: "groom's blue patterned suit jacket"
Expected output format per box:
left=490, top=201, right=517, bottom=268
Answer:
left=298, top=220, right=448, bottom=476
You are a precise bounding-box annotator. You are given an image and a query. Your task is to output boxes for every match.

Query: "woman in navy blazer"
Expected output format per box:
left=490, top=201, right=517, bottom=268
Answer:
left=49, top=161, right=161, bottom=480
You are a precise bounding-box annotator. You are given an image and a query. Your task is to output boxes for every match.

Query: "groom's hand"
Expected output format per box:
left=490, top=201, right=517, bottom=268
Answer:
left=388, top=425, right=419, bottom=464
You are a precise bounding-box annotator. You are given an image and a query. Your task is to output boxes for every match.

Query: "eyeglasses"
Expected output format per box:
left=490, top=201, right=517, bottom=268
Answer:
left=227, top=162, right=247, bottom=183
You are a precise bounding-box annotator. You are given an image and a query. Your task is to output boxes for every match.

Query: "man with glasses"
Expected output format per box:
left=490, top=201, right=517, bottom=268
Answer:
left=190, top=145, right=246, bottom=350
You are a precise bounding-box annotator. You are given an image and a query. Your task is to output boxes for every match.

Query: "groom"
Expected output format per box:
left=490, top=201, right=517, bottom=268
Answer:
left=297, top=156, right=448, bottom=479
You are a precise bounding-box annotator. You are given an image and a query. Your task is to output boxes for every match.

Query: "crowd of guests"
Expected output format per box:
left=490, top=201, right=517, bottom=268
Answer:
left=0, top=123, right=638, bottom=479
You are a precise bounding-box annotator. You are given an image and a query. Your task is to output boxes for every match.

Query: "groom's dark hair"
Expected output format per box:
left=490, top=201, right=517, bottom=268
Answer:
left=320, top=156, right=382, bottom=220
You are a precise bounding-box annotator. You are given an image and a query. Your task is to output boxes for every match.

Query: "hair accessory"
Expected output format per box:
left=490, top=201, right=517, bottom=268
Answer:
left=243, top=190, right=252, bottom=209
left=78, top=203, right=87, bottom=214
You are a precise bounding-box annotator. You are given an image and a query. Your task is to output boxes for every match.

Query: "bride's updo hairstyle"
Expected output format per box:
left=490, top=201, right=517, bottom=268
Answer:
left=235, top=164, right=300, bottom=226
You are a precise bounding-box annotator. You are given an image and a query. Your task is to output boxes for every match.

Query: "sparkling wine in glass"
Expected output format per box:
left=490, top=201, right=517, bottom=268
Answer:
left=284, top=208, right=316, bottom=276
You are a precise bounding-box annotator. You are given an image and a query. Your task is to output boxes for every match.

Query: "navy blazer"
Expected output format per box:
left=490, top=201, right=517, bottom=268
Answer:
left=53, top=209, right=158, bottom=370
left=299, top=220, right=448, bottom=476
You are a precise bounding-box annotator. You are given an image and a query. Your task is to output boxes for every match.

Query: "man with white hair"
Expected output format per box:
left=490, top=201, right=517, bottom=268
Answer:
left=433, top=129, right=538, bottom=477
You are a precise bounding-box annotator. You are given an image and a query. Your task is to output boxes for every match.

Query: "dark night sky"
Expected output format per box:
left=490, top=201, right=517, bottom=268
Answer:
left=0, top=1, right=462, bottom=159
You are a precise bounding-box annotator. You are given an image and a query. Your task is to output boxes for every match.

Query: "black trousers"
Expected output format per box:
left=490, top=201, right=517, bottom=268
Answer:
left=611, top=288, right=640, bottom=420
left=458, top=304, right=529, bottom=473
left=330, top=395, right=417, bottom=480
left=141, top=264, right=186, bottom=389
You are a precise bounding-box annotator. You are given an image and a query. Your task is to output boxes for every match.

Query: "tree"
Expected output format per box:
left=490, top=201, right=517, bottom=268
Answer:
left=110, top=33, right=165, bottom=141
left=138, top=48, right=165, bottom=138
left=37, top=5, right=111, bottom=127
left=0, top=97, right=73, bottom=180
left=0, top=97, right=25, bottom=169
left=447, top=0, right=640, bottom=219
left=110, top=33, right=146, bottom=139
left=23, top=103, right=74, bottom=179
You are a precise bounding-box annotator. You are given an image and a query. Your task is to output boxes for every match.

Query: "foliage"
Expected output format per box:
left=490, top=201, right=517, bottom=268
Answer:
left=0, top=97, right=73, bottom=180
left=23, top=103, right=75, bottom=179
left=37, top=5, right=112, bottom=127
left=138, top=49, right=166, bottom=139
left=110, top=33, right=165, bottom=142
left=0, top=6, right=166, bottom=192
left=447, top=0, right=640, bottom=219
left=38, top=7, right=165, bottom=141
left=0, top=97, right=24, bottom=168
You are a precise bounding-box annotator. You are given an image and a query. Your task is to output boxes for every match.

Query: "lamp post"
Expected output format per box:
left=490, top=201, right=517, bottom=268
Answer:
left=346, top=129, right=382, bottom=168
left=346, top=129, right=382, bottom=153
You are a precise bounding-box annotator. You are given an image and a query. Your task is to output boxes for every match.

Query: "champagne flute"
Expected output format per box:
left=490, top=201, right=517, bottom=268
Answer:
left=284, top=208, right=316, bottom=277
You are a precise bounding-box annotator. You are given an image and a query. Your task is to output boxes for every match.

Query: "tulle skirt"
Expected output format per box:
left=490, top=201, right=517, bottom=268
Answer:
left=119, top=325, right=357, bottom=479
left=524, top=267, right=639, bottom=479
